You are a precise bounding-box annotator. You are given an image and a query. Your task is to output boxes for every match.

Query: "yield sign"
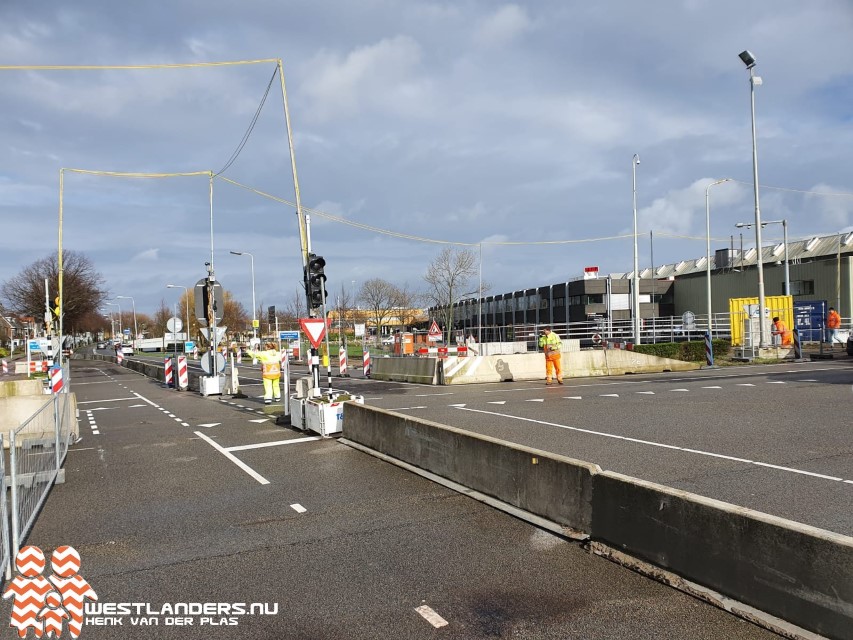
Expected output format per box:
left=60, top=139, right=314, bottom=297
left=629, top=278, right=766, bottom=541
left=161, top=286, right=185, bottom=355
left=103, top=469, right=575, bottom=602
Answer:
left=299, top=317, right=328, bottom=348
left=427, top=320, right=442, bottom=341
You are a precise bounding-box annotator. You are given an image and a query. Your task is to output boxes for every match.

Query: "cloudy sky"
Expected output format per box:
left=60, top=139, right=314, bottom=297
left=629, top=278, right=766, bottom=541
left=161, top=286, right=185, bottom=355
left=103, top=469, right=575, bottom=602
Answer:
left=1, top=1, right=852, bottom=318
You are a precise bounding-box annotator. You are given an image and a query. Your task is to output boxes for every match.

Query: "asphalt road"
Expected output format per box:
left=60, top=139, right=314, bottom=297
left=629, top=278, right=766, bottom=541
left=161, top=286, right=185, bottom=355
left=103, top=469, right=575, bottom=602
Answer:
left=3, top=358, right=784, bottom=639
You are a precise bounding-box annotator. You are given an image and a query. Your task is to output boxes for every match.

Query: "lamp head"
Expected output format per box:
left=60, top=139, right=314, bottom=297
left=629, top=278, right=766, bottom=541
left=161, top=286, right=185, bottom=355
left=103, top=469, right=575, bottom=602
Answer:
left=633, top=154, right=640, bottom=165
left=230, top=251, right=242, bottom=256
left=738, top=50, right=756, bottom=69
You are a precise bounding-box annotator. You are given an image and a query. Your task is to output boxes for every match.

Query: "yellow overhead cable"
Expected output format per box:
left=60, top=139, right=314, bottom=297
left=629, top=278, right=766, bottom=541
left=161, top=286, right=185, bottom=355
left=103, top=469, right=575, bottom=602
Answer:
left=63, top=168, right=211, bottom=178
left=0, top=59, right=279, bottom=71
left=730, top=179, right=853, bottom=198
left=216, top=176, right=635, bottom=246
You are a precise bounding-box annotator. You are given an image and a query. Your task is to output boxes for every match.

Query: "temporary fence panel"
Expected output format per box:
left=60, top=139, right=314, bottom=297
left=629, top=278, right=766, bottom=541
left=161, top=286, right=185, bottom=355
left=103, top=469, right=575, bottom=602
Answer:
left=0, top=434, right=9, bottom=580
left=9, top=392, right=74, bottom=562
left=728, top=296, right=793, bottom=346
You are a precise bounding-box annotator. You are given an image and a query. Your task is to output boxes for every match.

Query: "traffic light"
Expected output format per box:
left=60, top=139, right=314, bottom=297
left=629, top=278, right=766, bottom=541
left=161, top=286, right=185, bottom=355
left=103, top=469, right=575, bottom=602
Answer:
left=306, top=253, right=327, bottom=309
left=268, top=305, right=276, bottom=323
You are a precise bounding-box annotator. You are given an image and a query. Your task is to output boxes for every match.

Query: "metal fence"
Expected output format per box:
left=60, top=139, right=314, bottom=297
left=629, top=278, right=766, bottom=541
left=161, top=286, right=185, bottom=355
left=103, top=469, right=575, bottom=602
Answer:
left=7, top=373, right=73, bottom=568
left=0, top=434, right=10, bottom=580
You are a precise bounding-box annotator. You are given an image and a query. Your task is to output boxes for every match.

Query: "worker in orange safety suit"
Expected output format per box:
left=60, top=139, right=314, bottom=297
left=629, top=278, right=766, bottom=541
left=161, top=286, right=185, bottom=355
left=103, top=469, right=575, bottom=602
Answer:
left=247, top=341, right=282, bottom=404
left=771, top=317, right=793, bottom=346
left=538, top=326, right=563, bottom=385
left=826, top=307, right=842, bottom=348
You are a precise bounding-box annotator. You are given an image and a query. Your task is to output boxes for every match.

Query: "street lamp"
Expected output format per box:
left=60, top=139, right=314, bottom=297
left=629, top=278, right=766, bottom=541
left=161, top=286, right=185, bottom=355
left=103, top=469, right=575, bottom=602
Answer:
left=166, top=285, right=190, bottom=347
left=229, top=251, right=257, bottom=344
left=705, top=178, right=732, bottom=333
left=739, top=49, right=768, bottom=347
left=108, top=300, right=122, bottom=338
left=116, top=296, right=137, bottom=349
left=735, top=219, right=789, bottom=296
left=632, top=153, right=642, bottom=344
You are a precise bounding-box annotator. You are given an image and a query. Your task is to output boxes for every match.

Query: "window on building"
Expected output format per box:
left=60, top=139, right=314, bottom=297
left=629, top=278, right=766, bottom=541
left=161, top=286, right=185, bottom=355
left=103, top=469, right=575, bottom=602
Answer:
left=790, top=280, right=814, bottom=296
left=553, top=297, right=565, bottom=308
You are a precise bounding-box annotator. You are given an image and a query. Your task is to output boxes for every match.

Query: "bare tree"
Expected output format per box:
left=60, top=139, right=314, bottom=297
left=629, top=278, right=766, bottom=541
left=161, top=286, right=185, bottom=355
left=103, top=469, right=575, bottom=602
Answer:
left=359, top=278, right=400, bottom=336
left=392, top=282, right=423, bottom=330
left=422, top=247, right=479, bottom=340
left=1, top=250, right=107, bottom=331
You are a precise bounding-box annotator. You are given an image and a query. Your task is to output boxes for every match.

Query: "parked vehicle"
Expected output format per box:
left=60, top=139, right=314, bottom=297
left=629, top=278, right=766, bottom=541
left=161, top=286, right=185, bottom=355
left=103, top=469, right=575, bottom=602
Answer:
left=847, top=333, right=853, bottom=356
left=121, top=344, right=134, bottom=355
left=96, top=342, right=106, bottom=349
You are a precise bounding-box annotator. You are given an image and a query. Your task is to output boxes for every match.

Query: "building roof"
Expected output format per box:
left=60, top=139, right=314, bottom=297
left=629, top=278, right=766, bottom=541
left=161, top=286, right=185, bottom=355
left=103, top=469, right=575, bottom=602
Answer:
left=620, top=230, right=853, bottom=280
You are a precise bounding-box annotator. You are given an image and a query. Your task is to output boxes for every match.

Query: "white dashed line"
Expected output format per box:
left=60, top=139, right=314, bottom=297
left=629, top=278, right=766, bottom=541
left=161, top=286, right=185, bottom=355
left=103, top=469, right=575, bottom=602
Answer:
left=290, top=504, right=307, bottom=513
left=415, top=605, right=448, bottom=628
left=702, top=386, right=722, bottom=389
left=636, top=391, right=655, bottom=395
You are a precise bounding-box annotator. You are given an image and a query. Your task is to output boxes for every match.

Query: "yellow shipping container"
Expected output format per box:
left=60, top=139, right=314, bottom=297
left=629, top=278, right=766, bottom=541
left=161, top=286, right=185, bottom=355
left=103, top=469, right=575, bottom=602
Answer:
left=728, top=296, right=793, bottom=346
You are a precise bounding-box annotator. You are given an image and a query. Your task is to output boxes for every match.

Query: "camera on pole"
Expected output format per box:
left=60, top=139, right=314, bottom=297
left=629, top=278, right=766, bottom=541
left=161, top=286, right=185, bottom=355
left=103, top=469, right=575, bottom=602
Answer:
left=305, top=253, right=327, bottom=310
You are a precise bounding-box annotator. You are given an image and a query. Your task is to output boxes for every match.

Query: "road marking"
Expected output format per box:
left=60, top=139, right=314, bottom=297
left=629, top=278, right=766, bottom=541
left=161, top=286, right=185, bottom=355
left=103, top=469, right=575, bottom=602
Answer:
left=526, top=399, right=544, bottom=403
left=701, top=386, right=722, bottom=389
left=737, top=383, right=755, bottom=387
left=249, top=418, right=269, bottom=423
left=799, top=379, right=818, bottom=382
left=198, top=423, right=221, bottom=428
left=564, top=396, right=583, bottom=400
left=636, top=391, right=655, bottom=395
left=451, top=407, right=850, bottom=484
left=225, top=436, right=321, bottom=452
left=599, top=394, right=619, bottom=398
left=767, top=381, right=786, bottom=384
left=448, top=404, right=467, bottom=408
left=290, top=504, right=307, bottom=513
left=389, top=406, right=428, bottom=411
left=128, top=404, right=147, bottom=408
left=194, top=430, right=270, bottom=485
left=415, top=605, right=448, bottom=628
left=77, top=397, right=137, bottom=404
left=488, top=401, right=506, bottom=405
left=415, top=392, right=454, bottom=397
left=670, top=389, right=689, bottom=392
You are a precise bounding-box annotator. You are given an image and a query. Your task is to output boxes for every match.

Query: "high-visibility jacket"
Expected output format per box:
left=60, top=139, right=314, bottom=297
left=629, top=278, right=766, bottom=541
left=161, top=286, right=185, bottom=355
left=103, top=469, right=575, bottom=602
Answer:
left=538, top=331, right=562, bottom=354
left=247, top=349, right=281, bottom=379
left=772, top=320, right=793, bottom=345
left=827, top=310, right=841, bottom=329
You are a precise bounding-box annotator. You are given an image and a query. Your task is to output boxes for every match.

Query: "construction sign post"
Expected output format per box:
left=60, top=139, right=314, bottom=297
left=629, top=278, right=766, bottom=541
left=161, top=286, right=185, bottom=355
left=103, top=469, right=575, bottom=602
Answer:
left=299, top=318, right=328, bottom=349
left=428, top=320, right=442, bottom=342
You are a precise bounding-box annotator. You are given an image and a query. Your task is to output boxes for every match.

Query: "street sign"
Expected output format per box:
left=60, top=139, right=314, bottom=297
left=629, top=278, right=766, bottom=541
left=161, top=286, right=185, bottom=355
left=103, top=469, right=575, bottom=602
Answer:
left=428, top=320, right=442, bottom=342
left=200, top=326, right=227, bottom=346
left=184, top=341, right=195, bottom=352
left=166, top=316, right=183, bottom=333
left=28, top=340, right=41, bottom=352
left=299, top=318, right=327, bottom=348
left=280, top=331, right=300, bottom=341
left=592, top=333, right=603, bottom=344
left=354, top=323, right=365, bottom=337
left=200, top=351, right=226, bottom=374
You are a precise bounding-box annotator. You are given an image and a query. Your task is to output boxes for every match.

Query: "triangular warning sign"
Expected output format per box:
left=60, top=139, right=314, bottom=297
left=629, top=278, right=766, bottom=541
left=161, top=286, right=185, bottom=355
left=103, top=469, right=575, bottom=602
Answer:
left=428, top=320, right=441, bottom=337
left=299, top=317, right=328, bottom=348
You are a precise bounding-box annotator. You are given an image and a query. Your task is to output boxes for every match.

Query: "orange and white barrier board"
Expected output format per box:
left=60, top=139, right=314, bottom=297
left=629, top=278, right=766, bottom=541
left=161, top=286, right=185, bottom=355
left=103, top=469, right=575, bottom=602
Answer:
left=338, top=346, right=348, bottom=377
left=164, top=357, right=173, bottom=386
left=177, top=355, right=188, bottom=389
left=416, top=346, right=468, bottom=358
left=363, top=350, right=370, bottom=377
left=50, top=366, right=63, bottom=393
left=2, top=359, right=8, bottom=375
left=29, top=360, right=49, bottom=374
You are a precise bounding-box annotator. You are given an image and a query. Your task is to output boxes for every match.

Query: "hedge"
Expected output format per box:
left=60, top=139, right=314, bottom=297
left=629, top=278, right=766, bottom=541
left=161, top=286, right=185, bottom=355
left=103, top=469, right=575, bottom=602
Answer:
left=632, top=339, right=730, bottom=362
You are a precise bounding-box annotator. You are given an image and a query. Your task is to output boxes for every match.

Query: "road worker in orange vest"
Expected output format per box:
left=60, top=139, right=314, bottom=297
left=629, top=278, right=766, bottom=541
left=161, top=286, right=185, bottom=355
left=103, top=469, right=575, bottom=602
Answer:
left=247, top=341, right=282, bottom=404
left=826, top=307, right=842, bottom=349
left=771, top=317, right=793, bottom=346
left=538, top=326, right=563, bottom=385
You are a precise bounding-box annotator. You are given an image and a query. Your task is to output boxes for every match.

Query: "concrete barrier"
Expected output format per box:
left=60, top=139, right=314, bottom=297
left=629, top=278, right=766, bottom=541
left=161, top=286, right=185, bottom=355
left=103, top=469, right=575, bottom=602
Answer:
left=341, top=404, right=852, bottom=639
left=591, top=471, right=852, bottom=640
left=343, top=403, right=598, bottom=535
left=0, top=379, right=78, bottom=447
left=370, top=356, right=438, bottom=384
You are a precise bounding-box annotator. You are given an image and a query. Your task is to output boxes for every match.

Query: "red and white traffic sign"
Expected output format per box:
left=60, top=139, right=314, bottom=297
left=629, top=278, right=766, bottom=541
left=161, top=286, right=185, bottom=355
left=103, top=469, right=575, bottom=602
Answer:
left=299, top=317, right=328, bottom=348
left=427, top=320, right=442, bottom=342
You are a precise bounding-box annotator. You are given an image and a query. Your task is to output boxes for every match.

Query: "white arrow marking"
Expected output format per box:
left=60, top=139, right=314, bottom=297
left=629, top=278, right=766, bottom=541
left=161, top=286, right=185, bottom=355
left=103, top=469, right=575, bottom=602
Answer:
left=526, top=398, right=545, bottom=402
left=198, top=423, right=221, bottom=428
left=249, top=418, right=269, bottom=423
left=487, top=401, right=506, bottom=405
left=599, top=394, right=619, bottom=398
left=636, top=391, right=655, bottom=395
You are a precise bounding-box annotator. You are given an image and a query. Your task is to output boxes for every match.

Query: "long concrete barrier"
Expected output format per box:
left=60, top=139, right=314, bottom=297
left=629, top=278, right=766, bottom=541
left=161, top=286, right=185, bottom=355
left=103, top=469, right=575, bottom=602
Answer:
left=341, top=403, right=852, bottom=639
left=343, top=403, right=597, bottom=535
left=371, top=349, right=700, bottom=384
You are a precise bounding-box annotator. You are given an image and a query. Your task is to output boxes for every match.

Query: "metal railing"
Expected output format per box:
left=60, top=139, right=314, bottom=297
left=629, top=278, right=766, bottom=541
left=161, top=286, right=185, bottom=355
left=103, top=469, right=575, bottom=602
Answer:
left=7, top=379, right=73, bottom=568
left=0, top=434, right=10, bottom=580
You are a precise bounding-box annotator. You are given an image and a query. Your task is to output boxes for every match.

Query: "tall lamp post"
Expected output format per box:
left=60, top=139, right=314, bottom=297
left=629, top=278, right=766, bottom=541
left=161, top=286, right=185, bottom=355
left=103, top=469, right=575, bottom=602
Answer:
left=736, top=219, right=789, bottom=296
left=116, top=296, right=137, bottom=350
left=166, top=285, right=190, bottom=346
left=229, top=251, right=257, bottom=344
left=631, top=153, right=642, bottom=344
left=105, top=301, right=121, bottom=343
left=705, top=178, right=732, bottom=334
left=739, top=50, right=768, bottom=347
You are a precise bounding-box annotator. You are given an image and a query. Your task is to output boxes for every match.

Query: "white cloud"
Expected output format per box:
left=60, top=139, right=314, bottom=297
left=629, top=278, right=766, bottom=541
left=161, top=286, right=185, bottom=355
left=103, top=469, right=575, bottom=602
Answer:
left=805, top=183, right=853, bottom=229
left=473, top=5, right=534, bottom=48
left=132, top=249, right=159, bottom=261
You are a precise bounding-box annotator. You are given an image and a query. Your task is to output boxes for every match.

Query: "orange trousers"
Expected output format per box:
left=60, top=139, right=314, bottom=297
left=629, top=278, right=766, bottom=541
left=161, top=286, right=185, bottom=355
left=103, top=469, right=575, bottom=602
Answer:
left=545, top=353, right=562, bottom=382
